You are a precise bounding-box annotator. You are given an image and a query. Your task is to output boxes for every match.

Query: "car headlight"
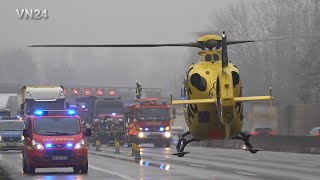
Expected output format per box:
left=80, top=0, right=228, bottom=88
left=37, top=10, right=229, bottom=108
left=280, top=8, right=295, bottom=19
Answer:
left=74, top=139, right=86, bottom=149
left=32, top=140, right=44, bottom=150
left=164, top=132, right=171, bottom=138
left=21, top=135, right=24, bottom=141
left=241, top=145, right=247, bottom=150
left=138, top=132, right=144, bottom=138
left=165, top=126, right=170, bottom=131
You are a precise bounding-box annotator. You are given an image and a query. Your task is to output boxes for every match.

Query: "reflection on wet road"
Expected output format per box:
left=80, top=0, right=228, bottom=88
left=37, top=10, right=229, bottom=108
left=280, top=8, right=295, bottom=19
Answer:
left=0, top=145, right=320, bottom=180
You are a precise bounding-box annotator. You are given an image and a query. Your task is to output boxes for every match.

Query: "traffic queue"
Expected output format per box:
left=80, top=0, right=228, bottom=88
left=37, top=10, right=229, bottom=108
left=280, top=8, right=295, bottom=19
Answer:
left=0, top=85, right=174, bottom=175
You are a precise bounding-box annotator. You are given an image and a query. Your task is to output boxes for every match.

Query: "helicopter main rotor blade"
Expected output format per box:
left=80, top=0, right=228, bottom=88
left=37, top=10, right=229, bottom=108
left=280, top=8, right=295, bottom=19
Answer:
left=227, top=34, right=320, bottom=45
left=29, top=42, right=202, bottom=48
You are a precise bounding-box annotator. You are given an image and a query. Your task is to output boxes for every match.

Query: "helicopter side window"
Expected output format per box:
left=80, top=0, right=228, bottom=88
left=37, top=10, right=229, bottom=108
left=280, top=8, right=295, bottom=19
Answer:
left=213, top=54, right=219, bottom=61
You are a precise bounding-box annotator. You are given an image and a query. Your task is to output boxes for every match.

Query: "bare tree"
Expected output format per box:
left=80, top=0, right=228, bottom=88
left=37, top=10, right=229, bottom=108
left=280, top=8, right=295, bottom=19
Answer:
left=206, top=0, right=320, bottom=105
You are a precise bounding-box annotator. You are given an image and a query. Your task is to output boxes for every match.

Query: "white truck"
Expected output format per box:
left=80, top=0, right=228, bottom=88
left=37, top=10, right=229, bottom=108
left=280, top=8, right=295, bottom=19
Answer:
left=17, top=86, right=66, bottom=116
left=249, top=103, right=278, bottom=135
left=0, top=93, right=18, bottom=117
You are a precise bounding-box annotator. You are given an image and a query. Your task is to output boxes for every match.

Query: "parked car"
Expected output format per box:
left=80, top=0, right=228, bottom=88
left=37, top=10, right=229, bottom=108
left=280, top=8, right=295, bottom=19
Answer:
left=250, top=127, right=277, bottom=136
left=0, top=117, right=24, bottom=150
left=307, top=127, right=320, bottom=136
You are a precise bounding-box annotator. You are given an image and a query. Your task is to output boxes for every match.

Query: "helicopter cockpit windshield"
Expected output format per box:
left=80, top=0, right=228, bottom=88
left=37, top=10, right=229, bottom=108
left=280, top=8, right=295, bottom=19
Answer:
left=203, top=53, right=220, bottom=62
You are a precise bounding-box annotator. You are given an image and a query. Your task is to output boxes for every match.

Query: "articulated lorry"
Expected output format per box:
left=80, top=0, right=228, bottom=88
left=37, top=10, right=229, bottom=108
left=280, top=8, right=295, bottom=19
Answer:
left=249, top=103, right=278, bottom=135
left=17, top=86, right=66, bottom=116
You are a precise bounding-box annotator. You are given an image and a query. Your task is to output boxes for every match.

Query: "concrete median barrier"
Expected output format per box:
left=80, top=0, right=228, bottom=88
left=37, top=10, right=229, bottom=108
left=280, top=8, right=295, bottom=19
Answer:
left=190, top=136, right=320, bottom=154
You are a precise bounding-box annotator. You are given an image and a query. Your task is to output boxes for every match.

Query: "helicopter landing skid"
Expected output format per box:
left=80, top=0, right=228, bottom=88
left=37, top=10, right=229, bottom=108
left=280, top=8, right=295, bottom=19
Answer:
left=172, top=151, right=190, bottom=157
left=233, top=131, right=262, bottom=154
left=173, top=131, right=200, bottom=157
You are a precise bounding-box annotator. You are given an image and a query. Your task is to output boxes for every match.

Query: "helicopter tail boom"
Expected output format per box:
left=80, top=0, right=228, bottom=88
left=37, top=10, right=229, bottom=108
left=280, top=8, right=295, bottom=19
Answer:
left=234, top=87, right=273, bottom=102
left=234, top=96, right=273, bottom=102
left=171, top=95, right=272, bottom=105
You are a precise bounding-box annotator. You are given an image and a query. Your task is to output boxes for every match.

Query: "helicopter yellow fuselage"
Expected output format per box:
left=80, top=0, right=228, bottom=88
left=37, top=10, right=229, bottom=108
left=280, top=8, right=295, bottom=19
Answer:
left=183, top=50, right=243, bottom=140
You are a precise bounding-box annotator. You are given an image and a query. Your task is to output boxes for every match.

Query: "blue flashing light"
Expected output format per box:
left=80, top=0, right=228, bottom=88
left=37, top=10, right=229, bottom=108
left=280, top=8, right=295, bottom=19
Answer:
left=112, top=113, right=116, bottom=116
left=160, top=163, right=164, bottom=169
left=68, top=109, right=77, bottom=115
left=66, top=143, right=73, bottom=148
left=34, top=110, right=44, bottom=116
left=45, top=143, right=52, bottom=148
left=81, top=105, right=86, bottom=109
left=145, top=161, right=149, bottom=167
left=145, top=128, right=149, bottom=131
left=159, top=127, right=164, bottom=132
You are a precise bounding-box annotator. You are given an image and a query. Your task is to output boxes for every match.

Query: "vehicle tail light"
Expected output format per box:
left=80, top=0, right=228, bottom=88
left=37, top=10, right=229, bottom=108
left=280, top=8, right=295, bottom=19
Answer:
left=268, top=131, right=277, bottom=136
left=316, top=133, right=320, bottom=136
left=251, top=131, right=259, bottom=135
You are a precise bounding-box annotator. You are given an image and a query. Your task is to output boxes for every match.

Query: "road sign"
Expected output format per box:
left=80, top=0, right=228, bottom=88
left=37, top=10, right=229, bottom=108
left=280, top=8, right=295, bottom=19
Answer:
left=72, top=88, right=79, bottom=95
left=96, top=88, right=104, bottom=96
left=84, top=88, right=92, bottom=96
left=108, top=89, right=116, bottom=96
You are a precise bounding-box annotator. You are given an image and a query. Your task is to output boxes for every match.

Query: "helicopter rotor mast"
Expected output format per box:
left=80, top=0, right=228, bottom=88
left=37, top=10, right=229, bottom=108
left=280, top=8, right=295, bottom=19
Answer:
left=221, top=31, right=228, bottom=68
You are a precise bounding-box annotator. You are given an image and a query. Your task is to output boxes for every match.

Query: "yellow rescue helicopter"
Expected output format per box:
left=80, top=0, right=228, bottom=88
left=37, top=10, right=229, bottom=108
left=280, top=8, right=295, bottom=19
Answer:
left=30, top=32, right=320, bottom=157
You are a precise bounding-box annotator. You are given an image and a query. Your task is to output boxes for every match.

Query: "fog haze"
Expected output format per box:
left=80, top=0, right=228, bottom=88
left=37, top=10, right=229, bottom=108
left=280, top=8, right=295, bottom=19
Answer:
left=0, top=0, right=238, bottom=96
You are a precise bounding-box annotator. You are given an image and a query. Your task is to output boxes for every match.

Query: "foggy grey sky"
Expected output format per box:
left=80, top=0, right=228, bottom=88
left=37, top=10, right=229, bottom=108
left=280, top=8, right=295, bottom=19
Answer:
left=1, top=0, right=237, bottom=46
left=0, top=0, right=238, bottom=91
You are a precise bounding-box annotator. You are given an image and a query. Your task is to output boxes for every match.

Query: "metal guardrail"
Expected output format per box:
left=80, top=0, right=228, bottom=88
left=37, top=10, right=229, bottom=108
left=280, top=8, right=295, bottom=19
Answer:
left=189, top=135, right=320, bottom=154
left=0, top=84, right=19, bottom=93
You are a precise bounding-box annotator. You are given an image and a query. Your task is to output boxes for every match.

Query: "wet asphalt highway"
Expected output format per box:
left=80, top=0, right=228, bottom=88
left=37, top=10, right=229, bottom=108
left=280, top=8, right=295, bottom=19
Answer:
left=0, top=144, right=319, bottom=180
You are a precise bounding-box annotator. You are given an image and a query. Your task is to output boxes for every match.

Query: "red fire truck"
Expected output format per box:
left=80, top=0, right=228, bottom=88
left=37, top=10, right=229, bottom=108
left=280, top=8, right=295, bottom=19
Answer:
left=123, top=98, right=172, bottom=147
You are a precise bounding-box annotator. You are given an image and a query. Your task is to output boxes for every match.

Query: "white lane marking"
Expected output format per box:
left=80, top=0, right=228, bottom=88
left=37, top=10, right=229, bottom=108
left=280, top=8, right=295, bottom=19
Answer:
left=236, top=171, right=256, bottom=176
left=152, top=157, right=166, bottom=161
left=242, top=157, right=260, bottom=161
left=296, top=163, right=315, bottom=167
left=90, top=164, right=136, bottom=180
left=190, top=164, right=207, bottom=168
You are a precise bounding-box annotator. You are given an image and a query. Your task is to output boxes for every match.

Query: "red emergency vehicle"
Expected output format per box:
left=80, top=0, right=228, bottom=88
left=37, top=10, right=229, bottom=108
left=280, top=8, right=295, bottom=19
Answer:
left=124, top=98, right=172, bottom=147
left=21, top=109, right=91, bottom=174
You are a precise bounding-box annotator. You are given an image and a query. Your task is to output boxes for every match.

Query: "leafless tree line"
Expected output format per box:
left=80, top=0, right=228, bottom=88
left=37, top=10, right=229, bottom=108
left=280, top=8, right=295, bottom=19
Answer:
left=195, top=0, right=320, bottom=105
